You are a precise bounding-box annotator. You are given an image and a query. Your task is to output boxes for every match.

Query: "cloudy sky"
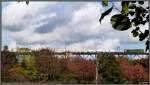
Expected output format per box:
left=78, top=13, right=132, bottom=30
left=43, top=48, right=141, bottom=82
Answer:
left=2, top=1, right=148, bottom=52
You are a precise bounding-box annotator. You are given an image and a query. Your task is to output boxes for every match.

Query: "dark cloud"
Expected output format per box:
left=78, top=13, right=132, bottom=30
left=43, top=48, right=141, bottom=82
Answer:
left=34, top=14, right=71, bottom=34
left=34, top=3, right=85, bottom=34
left=55, top=32, right=103, bottom=47
left=3, top=25, right=24, bottom=32
left=14, top=37, right=47, bottom=46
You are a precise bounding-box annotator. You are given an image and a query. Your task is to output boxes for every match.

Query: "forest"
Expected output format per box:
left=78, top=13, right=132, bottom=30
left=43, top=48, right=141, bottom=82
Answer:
left=1, top=48, right=148, bottom=84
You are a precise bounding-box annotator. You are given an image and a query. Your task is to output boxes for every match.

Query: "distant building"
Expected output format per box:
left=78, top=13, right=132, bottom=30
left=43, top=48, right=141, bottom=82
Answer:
left=16, top=47, right=33, bottom=64
left=16, top=47, right=32, bottom=52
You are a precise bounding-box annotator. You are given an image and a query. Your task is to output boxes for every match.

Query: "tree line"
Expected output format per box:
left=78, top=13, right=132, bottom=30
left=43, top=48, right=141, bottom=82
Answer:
left=1, top=48, right=148, bottom=84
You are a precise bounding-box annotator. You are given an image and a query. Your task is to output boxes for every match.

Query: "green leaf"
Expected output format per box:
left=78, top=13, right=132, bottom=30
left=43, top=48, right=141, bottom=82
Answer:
left=135, top=27, right=140, bottom=31
left=131, top=1, right=136, bottom=3
left=121, top=1, right=129, bottom=15
left=99, top=6, right=113, bottom=23
left=129, top=4, right=136, bottom=9
left=111, top=14, right=131, bottom=31
left=144, top=30, right=149, bottom=38
left=138, top=1, right=144, bottom=5
left=145, top=40, right=149, bottom=52
left=146, top=7, right=149, bottom=9
left=139, top=30, right=149, bottom=41
left=26, top=0, right=29, bottom=5
left=139, top=33, right=145, bottom=41
left=133, top=31, right=139, bottom=37
left=146, top=15, right=149, bottom=22
left=135, top=7, right=145, bottom=17
left=129, top=11, right=135, bottom=16
left=102, top=0, right=108, bottom=7
left=141, top=20, right=147, bottom=25
left=131, top=28, right=139, bottom=37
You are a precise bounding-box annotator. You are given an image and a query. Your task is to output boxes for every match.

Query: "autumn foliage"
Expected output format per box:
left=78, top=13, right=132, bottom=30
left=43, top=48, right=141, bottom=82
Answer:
left=117, top=56, right=148, bottom=83
left=1, top=49, right=149, bottom=84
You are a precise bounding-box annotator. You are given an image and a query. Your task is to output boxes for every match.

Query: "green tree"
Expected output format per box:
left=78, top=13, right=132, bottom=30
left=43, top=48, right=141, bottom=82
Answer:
left=16, top=47, right=38, bottom=82
left=100, top=1, right=149, bottom=52
left=21, top=55, right=38, bottom=82
left=97, top=53, right=123, bottom=84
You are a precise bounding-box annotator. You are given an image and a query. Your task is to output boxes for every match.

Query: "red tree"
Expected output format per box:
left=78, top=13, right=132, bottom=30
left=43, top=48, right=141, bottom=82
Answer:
left=117, top=57, right=148, bottom=83
left=67, top=57, right=96, bottom=82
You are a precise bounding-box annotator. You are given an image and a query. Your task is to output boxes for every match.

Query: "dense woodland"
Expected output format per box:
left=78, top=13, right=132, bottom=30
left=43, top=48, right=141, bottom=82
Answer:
left=1, top=48, right=148, bottom=84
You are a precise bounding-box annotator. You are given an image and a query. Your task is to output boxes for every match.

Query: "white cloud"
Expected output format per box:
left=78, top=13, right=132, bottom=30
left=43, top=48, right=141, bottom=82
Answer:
left=2, top=2, right=58, bottom=31
left=66, top=39, right=120, bottom=52
left=9, top=40, right=17, bottom=51
left=2, top=1, right=148, bottom=51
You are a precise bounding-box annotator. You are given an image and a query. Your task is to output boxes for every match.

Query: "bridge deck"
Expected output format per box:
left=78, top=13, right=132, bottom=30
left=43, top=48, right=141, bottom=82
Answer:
left=14, top=52, right=149, bottom=55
